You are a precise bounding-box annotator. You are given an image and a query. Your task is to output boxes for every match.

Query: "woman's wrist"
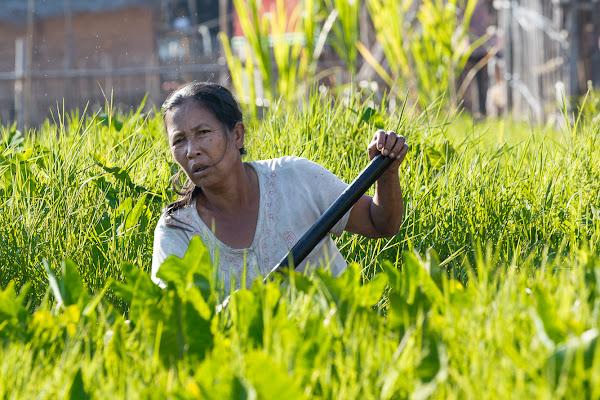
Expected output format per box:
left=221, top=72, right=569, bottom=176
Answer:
left=378, top=165, right=400, bottom=182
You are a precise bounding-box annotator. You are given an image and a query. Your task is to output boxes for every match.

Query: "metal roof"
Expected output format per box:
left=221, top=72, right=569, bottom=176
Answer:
left=0, top=0, right=157, bottom=25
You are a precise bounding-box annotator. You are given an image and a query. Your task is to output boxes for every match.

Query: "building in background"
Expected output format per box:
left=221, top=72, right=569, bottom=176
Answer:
left=0, top=0, right=231, bottom=128
left=1, top=0, right=599, bottom=127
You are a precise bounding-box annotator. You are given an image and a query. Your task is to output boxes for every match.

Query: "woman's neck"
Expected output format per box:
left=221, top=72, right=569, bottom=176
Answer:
left=196, top=162, right=258, bottom=215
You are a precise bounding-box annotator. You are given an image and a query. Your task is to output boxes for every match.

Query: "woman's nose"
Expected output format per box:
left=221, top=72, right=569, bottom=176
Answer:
left=186, top=138, right=201, bottom=158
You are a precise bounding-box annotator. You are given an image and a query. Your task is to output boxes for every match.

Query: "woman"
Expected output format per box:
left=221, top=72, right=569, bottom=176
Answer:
left=152, top=83, right=408, bottom=290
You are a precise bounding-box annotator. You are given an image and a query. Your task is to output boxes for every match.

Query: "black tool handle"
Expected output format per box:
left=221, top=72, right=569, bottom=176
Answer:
left=266, top=154, right=396, bottom=278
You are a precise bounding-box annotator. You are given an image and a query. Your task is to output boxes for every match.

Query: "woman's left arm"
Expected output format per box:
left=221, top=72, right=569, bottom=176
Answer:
left=345, top=130, right=408, bottom=238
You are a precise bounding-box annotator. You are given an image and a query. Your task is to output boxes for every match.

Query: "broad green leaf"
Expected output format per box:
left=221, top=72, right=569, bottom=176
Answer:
left=44, top=260, right=65, bottom=307
left=405, top=253, right=444, bottom=307
left=287, top=270, right=315, bottom=294
left=244, top=351, right=305, bottom=400
left=425, top=249, right=443, bottom=291
left=156, top=256, right=188, bottom=289
left=230, top=376, right=257, bottom=400
left=82, top=283, right=110, bottom=318
left=0, top=281, right=32, bottom=327
left=315, top=262, right=361, bottom=304
left=230, top=289, right=264, bottom=347
left=92, top=152, right=134, bottom=186
left=533, top=285, right=567, bottom=345
left=15, top=282, right=31, bottom=311
left=0, top=282, right=18, bottom=320
left=157, top=236, right=214, bottom=301
left=424, top=146, right=444, bottom=170
left=109, top=280, right=134, bottom=304
left=383, top=260, right=401, bottom=291
left=416, top=335, right=444, bottom=382
left=115, top=197, right=133, bottom=218
left=185, top=286, right=213, bottom=321
left=124, top=193, right=147, bottom=230
left=183, top=300, right=214, bottom=360
left=545, top=328, right=598, bottom=386
left=61, top=259, right=90, bottom=307
left=111, top=262, right=162, bottom=319
left=356, top=271, right=389, bottom=307
left=0, top=154, right=9, bottom=167
left=387, top=291, right=431, bottom=331
left=15, top=147, right=33, bottom=162
left=68, top=368, right=90, bottom=400
left=359, top=107, right=386, bottom=130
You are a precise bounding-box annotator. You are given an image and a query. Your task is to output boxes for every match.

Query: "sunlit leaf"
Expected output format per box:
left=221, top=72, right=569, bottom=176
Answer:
left=68, top=368, right=90, bottom=400
left=245, top=352, right=305, bottom=400
left=533, top=285, right=567, bottom=345
left=61, top=259, right=90, bottom=307
left=44, top=260, right=64, bottom=307
left=545, top=328, right=599, bottom=386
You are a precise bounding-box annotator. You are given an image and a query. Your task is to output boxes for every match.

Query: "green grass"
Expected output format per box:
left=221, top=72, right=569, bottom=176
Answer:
left=0, top=92, right=599, bottom=398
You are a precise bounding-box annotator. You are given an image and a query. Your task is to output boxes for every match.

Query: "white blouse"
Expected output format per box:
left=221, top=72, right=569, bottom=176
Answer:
left=151, top=156, right=352, bottom=291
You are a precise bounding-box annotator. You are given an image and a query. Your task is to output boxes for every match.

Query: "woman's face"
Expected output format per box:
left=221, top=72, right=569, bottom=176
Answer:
left=165, top=100, right=244, bottom=188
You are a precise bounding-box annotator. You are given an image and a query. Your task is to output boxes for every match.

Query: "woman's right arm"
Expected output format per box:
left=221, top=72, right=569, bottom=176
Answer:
left=151, top=216, right=190, bottom=288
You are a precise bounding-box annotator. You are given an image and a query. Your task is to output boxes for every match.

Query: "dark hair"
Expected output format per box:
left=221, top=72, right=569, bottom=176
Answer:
left=162, top=82, right=246, bottom=215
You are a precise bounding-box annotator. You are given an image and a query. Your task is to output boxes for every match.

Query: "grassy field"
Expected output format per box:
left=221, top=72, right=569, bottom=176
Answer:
left=0, top=93, right=599, bottom=398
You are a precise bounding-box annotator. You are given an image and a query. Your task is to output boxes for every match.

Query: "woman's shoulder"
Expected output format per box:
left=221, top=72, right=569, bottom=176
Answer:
left=156, top=203, right=199, bottom=233
left=250, top=156, right=326, bottom=175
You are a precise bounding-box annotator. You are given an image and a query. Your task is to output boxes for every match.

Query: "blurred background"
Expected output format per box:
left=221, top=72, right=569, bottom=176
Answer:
left=0, top=0, right=599, bottom=128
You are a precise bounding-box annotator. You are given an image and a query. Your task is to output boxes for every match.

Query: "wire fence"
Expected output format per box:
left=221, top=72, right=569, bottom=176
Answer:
left=497, top=0, right=600, bottom=122
left=3, top=1, right=600, bottom=128
left=1, top=54, right=228, bottom=129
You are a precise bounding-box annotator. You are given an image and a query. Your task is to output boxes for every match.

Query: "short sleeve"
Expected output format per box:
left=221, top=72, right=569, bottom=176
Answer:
left=151, top=214, right=190, bottom=288
left=289, top=157, right=350, bottom=237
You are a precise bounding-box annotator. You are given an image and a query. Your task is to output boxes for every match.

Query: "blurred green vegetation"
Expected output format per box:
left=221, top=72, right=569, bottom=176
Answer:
left=0, top=89, right=599, bottom=397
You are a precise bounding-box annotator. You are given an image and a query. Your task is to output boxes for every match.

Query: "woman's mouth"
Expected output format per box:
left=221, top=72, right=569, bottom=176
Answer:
left=191, top=164, right=209, bottom=175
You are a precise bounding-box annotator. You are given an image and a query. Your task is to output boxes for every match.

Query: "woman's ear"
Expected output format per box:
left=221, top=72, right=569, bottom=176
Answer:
left=233, top=122, right=246, bottom=151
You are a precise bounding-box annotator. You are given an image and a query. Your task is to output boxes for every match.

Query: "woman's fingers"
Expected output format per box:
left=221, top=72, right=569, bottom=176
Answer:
left=381, top=132, right=396, bottom=156
left=388, top=134, right=405, bottom=158
left=375, top=129, right=387, bottom=151
left=369, top=130, right=408, bottom=164
left=396, top=142, right=408, bottom=162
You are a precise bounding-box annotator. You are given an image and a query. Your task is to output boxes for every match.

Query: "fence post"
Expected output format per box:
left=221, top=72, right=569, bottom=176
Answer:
left=64, top=0, right=75, bottom=69
left=592, top=2, right=600, bottom=88
left=505, top=0, right=514, bottom=113
left=566, top=4, right=579, bottom=96
left=24, top=0, right=35, bottom=129
left=218, top=0, right=229, bottom=85
left=14, top=39, right=25, bottom=133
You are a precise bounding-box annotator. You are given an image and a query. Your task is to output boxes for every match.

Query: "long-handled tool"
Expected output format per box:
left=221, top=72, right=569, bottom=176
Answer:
left=217, top=154, right=396, bottom=311
left=264, top=153, right=396, bottom=279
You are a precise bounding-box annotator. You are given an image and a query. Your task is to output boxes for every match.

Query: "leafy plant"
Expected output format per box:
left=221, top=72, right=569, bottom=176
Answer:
left=325, top=0, right=361, bottom=76
left=220, top=0, right=335, bottom=116
left=359, top=0, right=481, bottom=109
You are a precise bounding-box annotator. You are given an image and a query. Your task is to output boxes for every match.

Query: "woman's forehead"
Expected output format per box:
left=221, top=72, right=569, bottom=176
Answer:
left=165, top=101, right=219, bottom=131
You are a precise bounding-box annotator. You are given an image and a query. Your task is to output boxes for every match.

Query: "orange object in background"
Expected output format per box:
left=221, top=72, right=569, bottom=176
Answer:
left=232, top=0, right=299, bottom=39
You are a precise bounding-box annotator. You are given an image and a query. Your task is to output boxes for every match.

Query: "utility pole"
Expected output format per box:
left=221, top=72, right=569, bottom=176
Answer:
left=187, top=0, right=198, bottom=26
left=566, top=4, right=580, bottom=96
left=14, top=39, right=25, bottom=133
left=219, top=0, right=229, bottom=39
left=219, top=0, right=229, bottom=85
left=24, top=0, right=35, bottom=129
left=64, top=0, right=75, bottom=69
left=505, top=0, right=514, bottom=113
left=592, top=0, right=600, bottom=88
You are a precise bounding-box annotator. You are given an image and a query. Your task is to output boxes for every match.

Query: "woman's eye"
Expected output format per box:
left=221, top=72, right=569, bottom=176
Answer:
left=173, top=137, right=184, bottom=145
